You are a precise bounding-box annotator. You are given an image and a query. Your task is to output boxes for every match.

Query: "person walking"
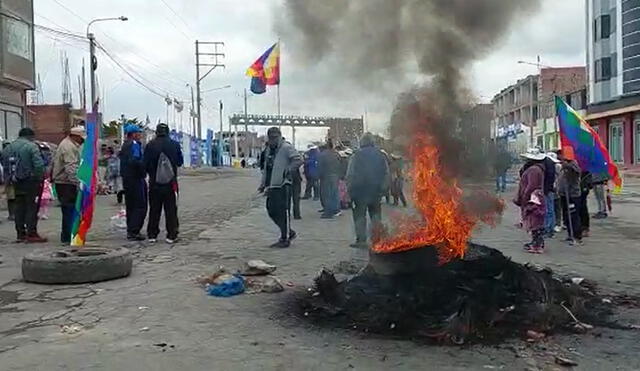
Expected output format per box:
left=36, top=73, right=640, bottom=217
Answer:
left=557, top=150, right=583, bottom=245
left=1, top=141, right=15, bottom=220
left=513, top=149, right=546, bottom=254
left=144, top=123, right=184, bottom=244
left=52, top=126, right=84, bottom=244
left=258, top=127, right=303, bottom=248
left=302, top=146, right=320, bottom=200
left=291, top=163, right=302, bottom=220
left=579, top=170, right=592, bottom=237
left=318, top=140, right=342, bottom=219
left=346, top=133, right=390, bottom=248
left=120, top=124, right=147, bottom=241
left=591, top=173, right=610, bottom=219
left=390, top=155, right=407, bottom=207
left=1, top=128, right=47, bottom=243
left=543, top=152, right=560, bottom=237
left=494, top=146, right=512, bottom=193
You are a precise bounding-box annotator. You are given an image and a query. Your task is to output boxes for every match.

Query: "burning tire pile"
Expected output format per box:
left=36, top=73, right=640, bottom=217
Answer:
left=299, top=243, right=613, bottom=345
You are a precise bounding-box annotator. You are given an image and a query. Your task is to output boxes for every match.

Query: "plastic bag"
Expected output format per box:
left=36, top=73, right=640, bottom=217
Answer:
left=205, top=275, right=245, bottom=297
left=110, top=209, right=127, bottom=230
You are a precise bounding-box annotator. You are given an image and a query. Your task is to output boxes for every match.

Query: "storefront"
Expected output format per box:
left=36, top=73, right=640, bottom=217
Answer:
left=588, top=112, right=638, bottom=169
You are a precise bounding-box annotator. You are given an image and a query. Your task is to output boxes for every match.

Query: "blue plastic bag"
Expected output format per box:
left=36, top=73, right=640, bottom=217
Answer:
left=206, top=275, right=245, bottom=297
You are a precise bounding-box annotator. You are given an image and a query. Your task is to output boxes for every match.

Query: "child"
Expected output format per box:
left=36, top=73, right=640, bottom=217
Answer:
left=38, top=178, right=54, bottom=220
left=104, top=147, right=122, bottom=197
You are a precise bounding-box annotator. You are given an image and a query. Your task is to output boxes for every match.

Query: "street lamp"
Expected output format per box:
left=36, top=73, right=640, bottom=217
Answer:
left=202, top=84, right=231, bottom=93
left=87, top=16, right=128, bottom=113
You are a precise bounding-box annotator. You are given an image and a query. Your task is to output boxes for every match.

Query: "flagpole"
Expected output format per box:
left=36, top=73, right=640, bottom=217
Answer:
left=277, top=84, right=281, bottom=129
left=278, top=39, right=281, bottom=129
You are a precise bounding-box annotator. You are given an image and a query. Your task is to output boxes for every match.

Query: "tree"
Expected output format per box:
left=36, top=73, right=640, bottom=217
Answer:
left=101, top=117, right=145, bottom=138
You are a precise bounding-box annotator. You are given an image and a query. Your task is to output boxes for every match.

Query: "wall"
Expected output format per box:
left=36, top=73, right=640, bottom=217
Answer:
left=26, top=104, right=71, bottom=144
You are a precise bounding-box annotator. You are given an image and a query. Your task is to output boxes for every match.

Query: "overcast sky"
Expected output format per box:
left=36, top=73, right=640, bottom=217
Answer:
left=33, top=0, right=586, bottom=148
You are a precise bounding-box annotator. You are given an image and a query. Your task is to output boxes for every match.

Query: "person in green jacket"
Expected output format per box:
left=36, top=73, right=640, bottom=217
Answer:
left=1, top=128, right=47, bottom=243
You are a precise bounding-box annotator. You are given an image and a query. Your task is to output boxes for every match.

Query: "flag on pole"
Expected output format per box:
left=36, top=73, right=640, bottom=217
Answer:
left=70, top=113, right=99, bottom=246
left=555, top=96, right=623, bottom=193
left=246, top=43, right=280, bottom=95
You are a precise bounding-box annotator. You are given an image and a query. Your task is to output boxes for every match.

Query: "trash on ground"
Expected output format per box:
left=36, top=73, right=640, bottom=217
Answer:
left=526, top=330, right=545, bottom=341
left=110, top=209, right=127, bottom=230
left=571, top=277, right=584, bottom=285
left=245, top=275, right=284, bottom=294
left=60, top=324, right=83, bottom=335
left=139, top=327, right=150, bottom=332
left=554, top=355, right=579, bottom=367
left=241, top=260, right=276, bottom=276
left=206, top=275, right=245, bottom=297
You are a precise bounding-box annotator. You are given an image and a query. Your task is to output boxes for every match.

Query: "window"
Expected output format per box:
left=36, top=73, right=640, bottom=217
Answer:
left=609, top=121, right=625, bottom=163
left=3, top=16, right=33, bottom=61
left=601, top=15, right=612, bottom=39
left=595, top=57, right=613, bottom=81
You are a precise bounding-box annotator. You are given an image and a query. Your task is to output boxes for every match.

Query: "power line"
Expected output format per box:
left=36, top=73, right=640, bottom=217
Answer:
left=49, top=0, right=89, bottom=24
left=159, top=0, right=196, bottom=36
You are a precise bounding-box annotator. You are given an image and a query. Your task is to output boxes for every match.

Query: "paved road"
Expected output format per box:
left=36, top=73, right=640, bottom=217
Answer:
left=0, top=169, right=639, bottom=370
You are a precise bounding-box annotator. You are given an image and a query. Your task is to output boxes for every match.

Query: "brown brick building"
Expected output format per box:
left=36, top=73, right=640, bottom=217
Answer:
left=26, top=104, right=86, bottom=144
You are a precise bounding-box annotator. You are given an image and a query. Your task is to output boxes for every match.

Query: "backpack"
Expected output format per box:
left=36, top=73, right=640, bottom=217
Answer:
left=6, top=144, right=32, bottom=183
left=155, top=152, right=175, bottom=185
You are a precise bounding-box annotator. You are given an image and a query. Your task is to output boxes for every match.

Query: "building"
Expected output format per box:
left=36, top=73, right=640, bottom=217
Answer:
left=459, top=104, right=494, bottom=177
left=492, top=67, right=586, bottom=154
left=26, top=104, right=86, bottom=144
left=535, top=88, right=588, bottom=151
left=0, top=0, right=35, bottom=142
left=586, top=0, right=640, bottom=169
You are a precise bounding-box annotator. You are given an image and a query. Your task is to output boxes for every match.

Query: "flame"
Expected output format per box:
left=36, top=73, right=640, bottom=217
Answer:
left=372, top=134, right=476, bottom=263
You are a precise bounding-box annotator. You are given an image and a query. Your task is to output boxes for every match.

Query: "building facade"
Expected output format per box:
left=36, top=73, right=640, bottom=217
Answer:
left=492, top=67, right=586, bottom=154
left=586, top=0, right=640, bottom=169
left=0, top=0, right=35, bottom=142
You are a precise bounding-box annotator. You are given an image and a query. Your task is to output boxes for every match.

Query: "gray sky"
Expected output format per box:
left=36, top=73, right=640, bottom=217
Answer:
left=34, top=0, right=586, bottom=148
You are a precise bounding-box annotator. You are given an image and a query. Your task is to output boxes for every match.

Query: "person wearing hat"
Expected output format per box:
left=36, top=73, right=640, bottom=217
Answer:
left=2, top=128, right=46, bottom=243
left=143, top=123, right=183, bottom=244
left=120, top=123, right=147, bottom=241
left=52, top=125, right=85, bottom=244
left=513, top=149, right=547, bottom=254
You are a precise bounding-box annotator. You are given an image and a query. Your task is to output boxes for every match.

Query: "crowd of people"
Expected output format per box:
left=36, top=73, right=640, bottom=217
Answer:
left=0, top=122, right=183, bottom=245
left=258, top=128, right=402, bottom=248
left=511, top=147, right=611, bottom=254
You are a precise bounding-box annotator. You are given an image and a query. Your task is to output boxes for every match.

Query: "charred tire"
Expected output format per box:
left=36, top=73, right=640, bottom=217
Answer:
left=22, top=247, right=133, bottom=284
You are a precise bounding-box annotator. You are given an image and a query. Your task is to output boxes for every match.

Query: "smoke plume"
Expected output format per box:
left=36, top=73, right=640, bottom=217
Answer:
left=279, top=0, right=541, bottom=224
left=280, top=0, right=540, bottom=173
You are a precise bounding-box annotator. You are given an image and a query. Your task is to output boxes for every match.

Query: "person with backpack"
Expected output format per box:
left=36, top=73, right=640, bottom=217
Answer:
left=144, top=123, right=183, bottom=244
left=52, top=126, right=85, bottom=244
left=1, top=128, right=47, bottom=243
left=120, top=123, right=148, bottom=241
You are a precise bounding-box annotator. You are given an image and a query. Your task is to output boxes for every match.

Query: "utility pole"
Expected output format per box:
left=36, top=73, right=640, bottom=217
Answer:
left=218, top=100, right=224, bottom=167
left=194, top=40, right=225, bottom=140
left=88, top=33, right=97, bottom=111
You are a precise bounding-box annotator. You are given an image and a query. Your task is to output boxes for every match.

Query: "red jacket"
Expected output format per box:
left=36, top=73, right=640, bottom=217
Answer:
left=514, top=162, right=546, bottom=231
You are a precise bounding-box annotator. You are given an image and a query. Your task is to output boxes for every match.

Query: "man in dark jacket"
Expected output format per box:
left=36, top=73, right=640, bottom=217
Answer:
left=318, top=140, right=342, bottom=219
left=302, top=147, right=319, bottom=200
left=346, top=133, right=389, bottom=248
left=1, top=128, right=47, bottom=243
left=557, top=150, right=582, bottom=244
left=120, top=124, right=147, bottom=241
left=144, top=123, right=184, bottom=244
left=494, top=146, right=511, bottom=192
left=258, top=127, right=303, bottom=248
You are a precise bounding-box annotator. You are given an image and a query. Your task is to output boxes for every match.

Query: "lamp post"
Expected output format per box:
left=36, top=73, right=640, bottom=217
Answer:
left=87, top=16, right=128, bottom=113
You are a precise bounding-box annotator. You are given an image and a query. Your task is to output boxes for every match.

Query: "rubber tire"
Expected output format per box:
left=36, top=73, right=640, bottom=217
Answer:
left=22, top=247, right=133, bottom=284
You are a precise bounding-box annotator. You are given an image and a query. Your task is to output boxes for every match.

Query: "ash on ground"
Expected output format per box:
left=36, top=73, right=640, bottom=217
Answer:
left=299, top=244, right=615, bottom=345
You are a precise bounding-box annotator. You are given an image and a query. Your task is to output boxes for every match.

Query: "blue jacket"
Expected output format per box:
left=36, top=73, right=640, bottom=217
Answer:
left=304, top=148, right=319, bottom=179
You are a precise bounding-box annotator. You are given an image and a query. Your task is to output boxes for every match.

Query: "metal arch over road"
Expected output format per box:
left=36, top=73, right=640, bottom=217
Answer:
left=229, top=113, right=364, bottom=146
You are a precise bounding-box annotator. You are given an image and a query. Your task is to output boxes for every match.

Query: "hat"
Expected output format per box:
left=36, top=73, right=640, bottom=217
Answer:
left=156, top=123, right=170, bottom=135
left=546, top=152, right=560, bottom=163
left=124, top=123, right=142, bottom=134
left=70, top=126, right=86, bottom=138
left=520, top=148, right=545, bottom=161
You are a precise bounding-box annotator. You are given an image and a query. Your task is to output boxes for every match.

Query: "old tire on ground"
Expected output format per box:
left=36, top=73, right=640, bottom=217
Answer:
left=22, top=247, right=133, bottom=284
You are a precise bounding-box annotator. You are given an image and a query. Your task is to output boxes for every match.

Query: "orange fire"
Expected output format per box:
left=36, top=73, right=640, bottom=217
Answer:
left=372, top=134, right=476, bottom=263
